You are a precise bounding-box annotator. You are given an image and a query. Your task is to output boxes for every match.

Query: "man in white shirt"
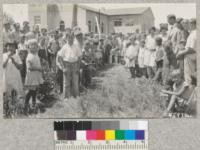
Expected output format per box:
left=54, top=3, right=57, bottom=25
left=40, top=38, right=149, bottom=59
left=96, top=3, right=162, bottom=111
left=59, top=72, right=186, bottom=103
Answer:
left=167, top=14, right=179, bottom=53
left=57, top=32, right=82, bottom=98
left=177, top=18, right=197, bottom=84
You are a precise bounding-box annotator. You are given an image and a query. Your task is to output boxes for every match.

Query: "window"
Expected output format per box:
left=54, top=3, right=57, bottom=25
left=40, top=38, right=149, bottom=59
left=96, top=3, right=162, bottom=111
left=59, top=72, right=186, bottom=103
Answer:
left=88, top=21, right=92, bottom=32
left=34, top=16, right=41, bottom=24
left=101, top=23, right=104, bottom=33
left=114, top=19, right=122, bottom=26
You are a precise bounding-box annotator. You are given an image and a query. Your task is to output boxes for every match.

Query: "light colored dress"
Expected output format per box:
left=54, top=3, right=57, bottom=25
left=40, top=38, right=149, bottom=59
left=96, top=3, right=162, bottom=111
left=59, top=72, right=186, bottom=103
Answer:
left=145, top=35, right=156, bottom=67
left=25, top=53, right=44, bottom=89
left=138, top=47, right=147, bottom=68
left=125, top=45, right=139, bottom=67
left=3, top=52, right=23, bottom=94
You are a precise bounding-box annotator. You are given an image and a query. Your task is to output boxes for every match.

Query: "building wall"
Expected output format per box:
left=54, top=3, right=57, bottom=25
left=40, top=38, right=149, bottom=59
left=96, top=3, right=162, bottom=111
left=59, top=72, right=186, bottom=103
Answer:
left=86, top=10, right=109, bottom=34
left=28, top=5, right=154, bottom=34
left=108, top=14, right=141, bottom=33
left=47, top=4, right=73, bottom=30
left=77, top=7, right=87, bottom=33
left=141, top=9, right=155, bottom=32
left=28, top=4, right=47, bottom=29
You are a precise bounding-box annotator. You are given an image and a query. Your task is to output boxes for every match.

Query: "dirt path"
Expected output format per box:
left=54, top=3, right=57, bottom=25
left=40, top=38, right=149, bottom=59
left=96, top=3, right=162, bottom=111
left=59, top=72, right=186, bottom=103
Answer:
left=37, top=64, right=165, bottom=118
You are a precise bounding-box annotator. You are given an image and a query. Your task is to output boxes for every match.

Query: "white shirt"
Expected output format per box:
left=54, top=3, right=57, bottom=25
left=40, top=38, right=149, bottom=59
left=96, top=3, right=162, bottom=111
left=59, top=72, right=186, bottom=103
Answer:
left=186, top=29, right=197, bottom=51
left=125, top=45, right=139, bottom=59
left=58, top=43, right=82, bottom=63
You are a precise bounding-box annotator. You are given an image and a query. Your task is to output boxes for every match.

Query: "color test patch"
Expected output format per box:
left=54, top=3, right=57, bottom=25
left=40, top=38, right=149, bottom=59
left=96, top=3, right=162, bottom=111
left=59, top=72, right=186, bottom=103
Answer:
left=77, top=131, right=86, bottom=140
left=55, top=121, right=148, bottom=150
left=96, top=130, right=105, bottom=140
left=66, top=131, right=76, bottom=140
left=115, top=130, right=125, bottom=140
left=136, top=130, right=145, bottom=140
left=125, top=130, right=136, bottom=140
left=105, top=130, right=115, bottom=140
left=86, top=130, right=96, bottom=140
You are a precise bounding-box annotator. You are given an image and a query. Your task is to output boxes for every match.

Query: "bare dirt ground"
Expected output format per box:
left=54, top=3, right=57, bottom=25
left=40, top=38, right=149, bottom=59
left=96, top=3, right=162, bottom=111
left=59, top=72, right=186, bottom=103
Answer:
left=37, top=64, right=165, bottom=118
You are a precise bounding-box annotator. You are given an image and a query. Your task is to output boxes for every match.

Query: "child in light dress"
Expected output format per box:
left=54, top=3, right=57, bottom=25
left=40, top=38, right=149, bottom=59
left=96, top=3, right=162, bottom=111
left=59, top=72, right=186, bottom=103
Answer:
left=3, top=42, right=23, bottom=97
left=125, top=36, right=139, bottom=79
left=138, top=39, right=148, bottom=78
left=24, top=39, right=44, bottom=113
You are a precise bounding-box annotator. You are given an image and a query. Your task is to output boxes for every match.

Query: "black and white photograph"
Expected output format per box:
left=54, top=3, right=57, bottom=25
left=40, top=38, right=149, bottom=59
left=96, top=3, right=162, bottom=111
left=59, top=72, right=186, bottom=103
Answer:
left=3, top=3, right=197, bottom=119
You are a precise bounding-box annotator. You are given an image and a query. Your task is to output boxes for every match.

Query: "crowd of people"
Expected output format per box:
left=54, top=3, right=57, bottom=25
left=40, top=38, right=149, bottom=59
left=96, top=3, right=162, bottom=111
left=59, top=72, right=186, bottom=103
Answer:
left=3, top=14, right=197, bottom=117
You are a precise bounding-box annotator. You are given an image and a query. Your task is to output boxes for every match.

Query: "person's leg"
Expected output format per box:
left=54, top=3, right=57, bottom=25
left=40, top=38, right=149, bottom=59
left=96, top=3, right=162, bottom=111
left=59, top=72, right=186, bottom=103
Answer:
left=24, top=90, right=35, bottom=113
left=63, top=64, right=71, bottom=99
left=31, top=90, right=37, bottom=107
left=109, top=54, right=112, bottom=64
left=147, top=67, right=152, bottom=78
left=48, top=52, right=52, bottom=69
left=129, top=67, right=136, bottom=78
left=72, top=62, right=80, bottom=98
left=142, top=68, right=146, bottom=78
left=135, top=64, right=140, bottom=77
left=85, top=66, right=91, bottom=87
left=164, top=95, right=177, bottom=116
left=25, top=90, right=32, bottom=107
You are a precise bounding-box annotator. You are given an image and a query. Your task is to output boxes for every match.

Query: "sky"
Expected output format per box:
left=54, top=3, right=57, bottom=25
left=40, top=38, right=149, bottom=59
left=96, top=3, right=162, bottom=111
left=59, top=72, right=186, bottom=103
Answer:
left=3, top=3, right=196, bottom=27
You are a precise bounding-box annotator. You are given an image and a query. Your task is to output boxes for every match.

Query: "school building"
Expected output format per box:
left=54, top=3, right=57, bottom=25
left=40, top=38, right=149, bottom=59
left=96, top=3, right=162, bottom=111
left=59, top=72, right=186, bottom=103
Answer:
left=28, top=4, right=155, bottom=34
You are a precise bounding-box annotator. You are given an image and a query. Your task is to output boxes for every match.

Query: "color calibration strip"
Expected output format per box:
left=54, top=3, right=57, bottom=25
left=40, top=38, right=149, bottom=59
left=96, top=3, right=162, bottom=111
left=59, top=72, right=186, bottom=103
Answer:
left=54, top=121, right=148, bottom=150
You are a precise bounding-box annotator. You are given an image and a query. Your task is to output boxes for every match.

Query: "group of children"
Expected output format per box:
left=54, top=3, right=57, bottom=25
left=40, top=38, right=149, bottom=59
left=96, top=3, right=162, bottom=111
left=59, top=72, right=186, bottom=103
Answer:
left=3, top=14, right=197, bottom=117
left=122, top=15, right=197, bottom=117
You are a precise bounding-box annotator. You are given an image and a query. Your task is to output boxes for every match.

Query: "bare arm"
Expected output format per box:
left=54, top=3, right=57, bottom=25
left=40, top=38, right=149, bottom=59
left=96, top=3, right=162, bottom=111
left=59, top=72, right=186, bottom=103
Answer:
left=177, top=47, right=196, bottom=59
left=161, top=85, right=188, bottom=97
left=3, top=57, right=10, bottom=68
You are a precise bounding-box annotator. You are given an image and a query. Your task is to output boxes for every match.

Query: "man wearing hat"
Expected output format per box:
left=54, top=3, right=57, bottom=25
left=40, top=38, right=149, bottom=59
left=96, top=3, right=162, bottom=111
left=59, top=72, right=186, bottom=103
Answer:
left=177, top=18, right=197, bottom=84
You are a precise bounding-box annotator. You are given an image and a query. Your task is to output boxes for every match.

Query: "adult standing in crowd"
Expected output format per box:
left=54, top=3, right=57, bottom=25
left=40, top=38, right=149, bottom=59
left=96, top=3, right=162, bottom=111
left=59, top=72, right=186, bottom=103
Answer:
left=22, top=21, right=30, bottom=34
left=57, top=32, right=82, bottom=98
left=145, top=27, right=157, bottom=78
left=177, top=18, right=197, bottom=84
left=104, top=35, right=112, bottom=64
left=167, top=14, right=179, bottom=54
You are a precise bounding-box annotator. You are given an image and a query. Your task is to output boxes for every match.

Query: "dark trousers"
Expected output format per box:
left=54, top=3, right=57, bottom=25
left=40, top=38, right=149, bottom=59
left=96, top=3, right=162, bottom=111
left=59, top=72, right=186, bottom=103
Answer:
left=140, top=67, right=148, bottom=78
left=129, top=67, right=136, bottom=78
left=56, top=69, right=63, bottom=93
left=82, top=65, right=92, bottom=87
left=24, top=90, right=37, bottom=110
left=63, top=61, right=80, bottom=98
